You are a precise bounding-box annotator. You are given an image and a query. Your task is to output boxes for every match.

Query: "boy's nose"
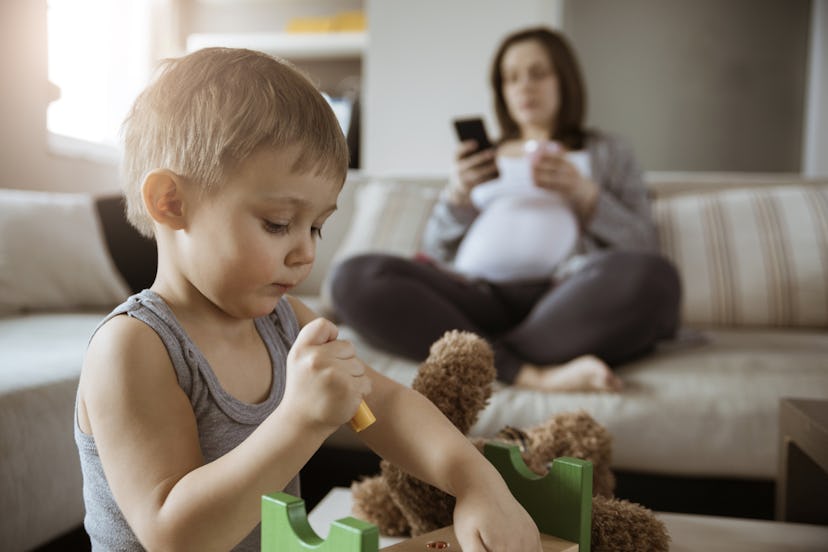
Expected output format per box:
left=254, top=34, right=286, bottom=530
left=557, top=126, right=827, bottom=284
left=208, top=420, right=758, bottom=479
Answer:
left=287, top=235, right=315, bottom=267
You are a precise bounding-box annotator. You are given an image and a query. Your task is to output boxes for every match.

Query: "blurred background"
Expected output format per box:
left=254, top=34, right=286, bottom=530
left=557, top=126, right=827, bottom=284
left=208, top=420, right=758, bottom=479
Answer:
left=0, top=0, right=825, bottom=193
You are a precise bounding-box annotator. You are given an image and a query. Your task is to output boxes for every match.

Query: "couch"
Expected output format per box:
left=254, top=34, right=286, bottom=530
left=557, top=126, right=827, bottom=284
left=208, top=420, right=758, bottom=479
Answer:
left=1, top=172, right=826, bottom=550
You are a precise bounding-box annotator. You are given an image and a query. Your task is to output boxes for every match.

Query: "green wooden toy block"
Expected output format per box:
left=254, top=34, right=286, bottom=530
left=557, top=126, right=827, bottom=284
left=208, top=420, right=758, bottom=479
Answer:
left=261, top=492, right=378, bottom=551
left=261, top=443, right=592, bottom=551
left=484, top=442, right=592, bottom=552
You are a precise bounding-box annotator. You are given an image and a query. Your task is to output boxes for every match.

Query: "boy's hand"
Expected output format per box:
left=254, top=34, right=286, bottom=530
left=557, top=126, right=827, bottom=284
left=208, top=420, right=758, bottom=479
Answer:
left=284, top=318, right=371, bottom=431
left=453, top=485, right=542, bottom=552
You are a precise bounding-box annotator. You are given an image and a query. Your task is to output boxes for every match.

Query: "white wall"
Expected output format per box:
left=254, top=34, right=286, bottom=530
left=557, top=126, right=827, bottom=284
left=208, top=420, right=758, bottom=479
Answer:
left=804, top=0, right=828, bottom=176
left=363, top=0, right=564, bottom=175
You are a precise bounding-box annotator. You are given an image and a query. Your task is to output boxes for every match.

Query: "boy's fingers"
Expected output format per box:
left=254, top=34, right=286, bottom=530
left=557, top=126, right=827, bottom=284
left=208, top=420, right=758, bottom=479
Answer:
left=340, top=356, right=367, bottom=379
left=349, top=361, right=371, bottom=398
left=294, top=317, right=338, bottom=348
left=326, top=339, right=356, bottom=360
left=456, top=533, right=485, bottom=552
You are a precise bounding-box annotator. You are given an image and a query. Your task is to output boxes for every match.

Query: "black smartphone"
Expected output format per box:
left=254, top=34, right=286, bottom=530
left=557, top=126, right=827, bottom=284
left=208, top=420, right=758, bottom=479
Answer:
left=453, top=117, right=499, bottom=178
left=453, top=117, right=495, bottom=154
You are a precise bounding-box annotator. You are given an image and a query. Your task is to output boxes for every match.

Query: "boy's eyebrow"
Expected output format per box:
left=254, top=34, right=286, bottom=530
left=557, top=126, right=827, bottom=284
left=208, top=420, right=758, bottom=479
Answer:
left=260, top=194, right=338, bottom=214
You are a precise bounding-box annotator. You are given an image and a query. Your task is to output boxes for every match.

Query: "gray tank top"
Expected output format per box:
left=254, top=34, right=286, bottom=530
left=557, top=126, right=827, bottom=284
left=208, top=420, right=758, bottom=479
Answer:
left=75, top=289, right=301, bottom=551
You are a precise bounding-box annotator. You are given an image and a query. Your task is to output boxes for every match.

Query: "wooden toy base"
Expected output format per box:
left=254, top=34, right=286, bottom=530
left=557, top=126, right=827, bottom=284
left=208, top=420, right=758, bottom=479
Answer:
left=381, top=526, right=578, bottom=551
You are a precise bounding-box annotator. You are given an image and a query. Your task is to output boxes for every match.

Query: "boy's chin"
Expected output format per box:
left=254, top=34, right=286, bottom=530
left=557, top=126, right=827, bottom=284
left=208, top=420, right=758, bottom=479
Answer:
left=217, top=293, right=281, bottom=320
left=247, top=293, right=285, bottom=317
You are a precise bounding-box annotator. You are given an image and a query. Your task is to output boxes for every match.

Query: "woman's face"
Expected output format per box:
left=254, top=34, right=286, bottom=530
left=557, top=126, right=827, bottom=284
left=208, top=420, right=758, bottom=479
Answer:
left=500, top=39, right=560, bottom=138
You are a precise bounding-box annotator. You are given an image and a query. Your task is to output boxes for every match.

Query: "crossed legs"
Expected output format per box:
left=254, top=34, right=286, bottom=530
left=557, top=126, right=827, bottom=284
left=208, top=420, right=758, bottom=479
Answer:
left=330, top=251, right=681, bottom=392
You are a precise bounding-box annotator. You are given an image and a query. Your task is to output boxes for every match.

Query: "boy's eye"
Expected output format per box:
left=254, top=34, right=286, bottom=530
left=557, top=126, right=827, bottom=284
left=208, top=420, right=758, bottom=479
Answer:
left=263, top=219, right=323, bottom=239
left=263, top=220, right=289, bottom=234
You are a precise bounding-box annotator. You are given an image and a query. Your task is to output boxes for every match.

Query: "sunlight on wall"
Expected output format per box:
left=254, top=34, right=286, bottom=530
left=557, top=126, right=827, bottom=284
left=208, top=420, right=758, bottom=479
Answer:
left=47, top=0, right=153, bottom=147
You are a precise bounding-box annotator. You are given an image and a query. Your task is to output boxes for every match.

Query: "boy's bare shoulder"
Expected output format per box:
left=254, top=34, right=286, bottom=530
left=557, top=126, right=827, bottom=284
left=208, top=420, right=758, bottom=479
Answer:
left=88, top=313, right=164, bottom=358
left=79, top=314, right=187, bottom=438
left=83, top=314, right=174, bottom=387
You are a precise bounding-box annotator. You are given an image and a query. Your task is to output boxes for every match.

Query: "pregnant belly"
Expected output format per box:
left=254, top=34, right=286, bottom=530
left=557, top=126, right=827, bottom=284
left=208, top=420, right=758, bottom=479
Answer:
left=453, top=195, right=579, bottom=282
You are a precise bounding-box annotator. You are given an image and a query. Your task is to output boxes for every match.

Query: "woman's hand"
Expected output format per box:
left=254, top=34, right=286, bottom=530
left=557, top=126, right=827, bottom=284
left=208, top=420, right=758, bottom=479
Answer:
left=452, top=484, right=542, bottom=552
left=446, top=140, right=499, bottom=205
left=531, top=147, right=599, bottom=222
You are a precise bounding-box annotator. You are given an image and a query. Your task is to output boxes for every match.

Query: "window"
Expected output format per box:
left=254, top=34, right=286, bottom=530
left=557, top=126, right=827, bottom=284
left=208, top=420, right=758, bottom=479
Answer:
left=47, top=0, right=158, bottom=153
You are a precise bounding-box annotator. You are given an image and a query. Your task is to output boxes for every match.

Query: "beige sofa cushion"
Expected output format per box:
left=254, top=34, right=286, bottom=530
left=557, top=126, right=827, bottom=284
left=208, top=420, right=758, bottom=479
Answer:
left=0, top=189, right=130, bottom=315
left=654, top=184, right=828, bottom=329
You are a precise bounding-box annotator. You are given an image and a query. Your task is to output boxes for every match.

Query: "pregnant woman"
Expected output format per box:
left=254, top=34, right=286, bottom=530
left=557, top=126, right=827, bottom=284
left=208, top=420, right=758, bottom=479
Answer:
left=330, top=26, right=681, bottom=392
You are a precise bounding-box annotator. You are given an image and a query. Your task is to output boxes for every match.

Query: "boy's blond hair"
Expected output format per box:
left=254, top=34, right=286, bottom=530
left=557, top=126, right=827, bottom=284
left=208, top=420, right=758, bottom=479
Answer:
left=121, top=47, right=349, bottom=237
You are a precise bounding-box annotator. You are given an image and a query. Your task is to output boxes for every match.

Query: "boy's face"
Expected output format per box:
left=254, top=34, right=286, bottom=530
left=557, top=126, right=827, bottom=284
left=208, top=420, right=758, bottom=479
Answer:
left=181, top=146, right=341, bottom=319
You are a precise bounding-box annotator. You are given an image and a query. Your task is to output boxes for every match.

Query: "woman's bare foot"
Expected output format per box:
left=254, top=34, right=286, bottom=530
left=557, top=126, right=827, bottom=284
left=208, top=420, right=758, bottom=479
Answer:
left=515, top=355, right=623, bottom=393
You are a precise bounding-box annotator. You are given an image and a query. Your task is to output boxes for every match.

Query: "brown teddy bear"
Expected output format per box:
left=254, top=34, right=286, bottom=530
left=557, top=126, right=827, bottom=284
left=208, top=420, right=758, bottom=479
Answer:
left=351, top=330, right=670, bottom=551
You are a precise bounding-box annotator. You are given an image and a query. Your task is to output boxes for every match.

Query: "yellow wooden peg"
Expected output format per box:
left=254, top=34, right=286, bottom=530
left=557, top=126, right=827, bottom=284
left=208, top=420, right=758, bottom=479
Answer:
left=350, top=400, right=376, bottom=432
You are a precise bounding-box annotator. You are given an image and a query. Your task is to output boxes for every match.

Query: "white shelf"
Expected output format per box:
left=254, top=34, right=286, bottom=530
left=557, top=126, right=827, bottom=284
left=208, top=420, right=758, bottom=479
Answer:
left=186, top=32, right=366, bottom=60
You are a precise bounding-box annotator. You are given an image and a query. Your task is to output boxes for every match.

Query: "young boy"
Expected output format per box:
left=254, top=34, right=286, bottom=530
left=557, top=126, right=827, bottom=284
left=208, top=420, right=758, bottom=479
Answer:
left=75, top=48, right=541, bottom=551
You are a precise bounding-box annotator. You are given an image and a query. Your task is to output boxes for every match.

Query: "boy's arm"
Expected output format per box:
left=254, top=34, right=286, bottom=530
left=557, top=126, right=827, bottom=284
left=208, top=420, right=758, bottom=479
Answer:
left=358, top=374, right=541, bottom=551
left=285, top=296, right=541, bottom=551
left=78, top=315, right=331, bottom=551
left=285, top=296, right=503, bottom=498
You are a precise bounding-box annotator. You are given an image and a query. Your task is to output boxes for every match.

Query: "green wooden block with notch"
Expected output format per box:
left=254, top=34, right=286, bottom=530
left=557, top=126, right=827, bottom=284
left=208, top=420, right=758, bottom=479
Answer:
left=261, top=442, right=592, bottom=551
left=261, top=492, right=379, bottom=552
left=484, top=442, right=592, bottom=551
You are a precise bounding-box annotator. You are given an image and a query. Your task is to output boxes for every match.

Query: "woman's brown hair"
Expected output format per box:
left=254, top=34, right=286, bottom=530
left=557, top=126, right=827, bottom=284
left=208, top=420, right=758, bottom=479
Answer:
left=490, top=27, right=588, bottom=150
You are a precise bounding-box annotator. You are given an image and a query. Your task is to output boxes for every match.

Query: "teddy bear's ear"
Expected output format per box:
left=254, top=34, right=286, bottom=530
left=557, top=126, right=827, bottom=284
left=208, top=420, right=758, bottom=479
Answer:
left=412, top=331, right=496, bottom=434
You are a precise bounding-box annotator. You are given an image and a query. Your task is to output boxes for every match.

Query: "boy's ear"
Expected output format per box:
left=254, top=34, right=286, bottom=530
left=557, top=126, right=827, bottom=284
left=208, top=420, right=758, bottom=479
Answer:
left=142, top=170, right=188, bottom=230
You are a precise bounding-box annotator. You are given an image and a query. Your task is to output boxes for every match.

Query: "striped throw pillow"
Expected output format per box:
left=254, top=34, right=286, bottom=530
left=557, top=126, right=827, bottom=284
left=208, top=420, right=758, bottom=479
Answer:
left=654, top=185, right=828, bottom=328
